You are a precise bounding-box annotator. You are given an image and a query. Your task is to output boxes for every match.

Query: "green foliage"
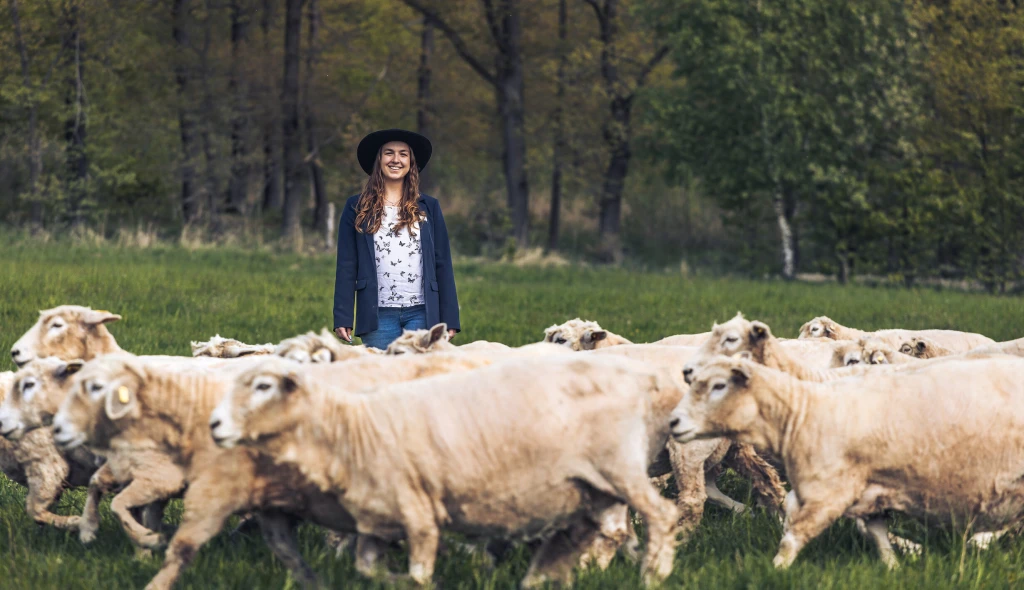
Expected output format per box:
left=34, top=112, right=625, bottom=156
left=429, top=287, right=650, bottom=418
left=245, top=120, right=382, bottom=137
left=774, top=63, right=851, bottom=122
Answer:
left=3, top=242, right=1024, bottom=587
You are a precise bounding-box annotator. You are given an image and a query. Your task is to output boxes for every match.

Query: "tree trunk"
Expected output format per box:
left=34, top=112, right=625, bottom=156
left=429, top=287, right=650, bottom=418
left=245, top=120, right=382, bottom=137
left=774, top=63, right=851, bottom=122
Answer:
left=198, top=2, right=219, bottom=231
left=281, top=0, right=305, bottom=247
left=226, top=0, right=251, bottom=214
left=547, top=0, right=567, bottom=253
left=416, top=18, right=435, bottom=194
left=597, top=98, right=631, bottom=262
left=305, top=0, right=327, bottom=234
left=497, top=1, right=530, bottom=248
left=63, top=0, right=88, bottom=227
left=836, top=248, right=850, bottom=285
left=9, top=0, right=44, bottom=228
left=172, top=0, right=201, bottom=224
left=260, top=0, right=282, bottom=212
left=772, top=193, right=796, bottom=279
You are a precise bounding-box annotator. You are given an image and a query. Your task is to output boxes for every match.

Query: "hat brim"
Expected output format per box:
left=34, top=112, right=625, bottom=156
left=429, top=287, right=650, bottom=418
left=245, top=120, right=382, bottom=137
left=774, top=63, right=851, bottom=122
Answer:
left=356, top=129, right=432, bottom=176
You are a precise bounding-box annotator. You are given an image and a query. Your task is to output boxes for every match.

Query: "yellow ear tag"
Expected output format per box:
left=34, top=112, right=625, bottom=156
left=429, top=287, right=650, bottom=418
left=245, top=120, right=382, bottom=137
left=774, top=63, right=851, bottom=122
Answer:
left=117, top=386, right=130, bottom=404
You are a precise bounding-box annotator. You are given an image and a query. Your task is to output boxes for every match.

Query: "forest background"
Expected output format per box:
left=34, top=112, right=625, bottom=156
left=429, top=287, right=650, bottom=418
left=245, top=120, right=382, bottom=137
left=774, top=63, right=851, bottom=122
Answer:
left=2, top=0, right=1023, bottom=292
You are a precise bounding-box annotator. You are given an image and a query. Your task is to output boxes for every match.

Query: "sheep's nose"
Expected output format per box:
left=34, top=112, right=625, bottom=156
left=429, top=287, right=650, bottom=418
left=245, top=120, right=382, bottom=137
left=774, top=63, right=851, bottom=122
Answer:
left=209, top=419, right=221, bottom=430
left=682, top=366, right=694, bottom=382
left=10, top=348, right=20, bottom=360
left=52, top=425, right=62, bottom=436
left=669, top=418, right=680, bottom=429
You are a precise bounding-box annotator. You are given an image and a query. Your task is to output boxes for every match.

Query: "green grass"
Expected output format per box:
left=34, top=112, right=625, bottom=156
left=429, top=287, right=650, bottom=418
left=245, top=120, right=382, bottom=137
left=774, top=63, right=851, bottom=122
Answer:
left=1, top=241, right=1024, bottom=589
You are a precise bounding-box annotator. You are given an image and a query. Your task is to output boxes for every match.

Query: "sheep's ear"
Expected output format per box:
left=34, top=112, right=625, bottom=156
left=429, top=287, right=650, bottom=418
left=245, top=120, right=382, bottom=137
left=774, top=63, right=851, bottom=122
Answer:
left=822, top=320, right=838, bottom=338
left=105, top=384, right=136, bottom=421
left=56, top=359, right=85, bottom=381
left=543, top=327, right=560, bottom=343
left=729, top=364, right=751, bottom=387
left=585, top=330, right=608, bottom=344
left=421, top=323, right=448, bottom=348
left=280, top=371, right=301, bottom=395
left=82, top=309, right=122, bottom=325
left=749, top=321, right=770, bottom=342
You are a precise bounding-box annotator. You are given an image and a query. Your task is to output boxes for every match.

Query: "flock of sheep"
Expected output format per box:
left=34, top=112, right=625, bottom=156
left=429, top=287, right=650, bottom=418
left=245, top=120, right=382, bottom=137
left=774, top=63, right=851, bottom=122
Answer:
left=1, top=305, right=1023, bottom=589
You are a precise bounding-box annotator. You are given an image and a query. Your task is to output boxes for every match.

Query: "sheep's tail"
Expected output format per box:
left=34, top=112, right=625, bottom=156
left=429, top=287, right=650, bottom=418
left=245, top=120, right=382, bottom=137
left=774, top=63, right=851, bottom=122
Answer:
left=723, top=443, right=786, bottom=516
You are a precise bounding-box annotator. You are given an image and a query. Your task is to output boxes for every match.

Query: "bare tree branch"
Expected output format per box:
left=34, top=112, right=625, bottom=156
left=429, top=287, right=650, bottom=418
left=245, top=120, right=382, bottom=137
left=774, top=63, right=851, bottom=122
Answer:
left=401, top=0, right=497, bottom=87
left=480, top=0, right=506, bottom=53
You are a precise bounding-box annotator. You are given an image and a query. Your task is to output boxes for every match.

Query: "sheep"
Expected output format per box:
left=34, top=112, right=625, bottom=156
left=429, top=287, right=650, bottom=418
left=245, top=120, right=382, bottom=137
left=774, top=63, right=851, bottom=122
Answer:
left=385, top=323, right=512, bottom=355
left=190, top=334, right=275, bottom=358
left=210, top=354, right=682, bottom=587
left=831, top=337, right=918, bottom=367
left=274, top=328, right=377, bottom=363
left=10, top=306, right=123, bottom=367
left=897, top=336, right=954, bottom=359
left=0, top=358, right=98, bottom=530
left=50, top=353, right=358, bottom=590
left=593, top=344, right=786, bottom=532
left=798, top=315, right=994, bottom=352
left=671, top=355, right=1024, bottom=569
left=0, top=371, right=26, bottom=484
left=543, top=318, right=633, bottom=350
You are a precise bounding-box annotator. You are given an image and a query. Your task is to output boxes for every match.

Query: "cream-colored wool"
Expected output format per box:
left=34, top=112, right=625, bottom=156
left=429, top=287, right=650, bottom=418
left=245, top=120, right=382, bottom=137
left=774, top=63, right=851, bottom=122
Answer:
left=275, top=328, right=376, bottom=363
left=672, top=355, right=1024, bottom=569
left=213, top=354, right=682, bottom=587
left=651, top=332, right=713, bottom=346
left=10, top=306, right=123, bottom=367
left=831, top=337, right=918, bottom=368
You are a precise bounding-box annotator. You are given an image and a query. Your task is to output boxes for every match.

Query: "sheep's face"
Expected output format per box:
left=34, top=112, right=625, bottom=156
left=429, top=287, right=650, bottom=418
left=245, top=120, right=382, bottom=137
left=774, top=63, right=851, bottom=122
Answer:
left=52, top=355, right=144, bottom=451
left=683, top=314, right=771, bottom=383
left=830, top=341, right=863, bottom=368
left=385, top=323, right=450, bottom=355
left=276, top=329, right=350, bottom=363
left=211, top=359, right=304, bottom=449
left=0, top=358, right=84, bottom=441
left=543, top=319, right=607, bottom=351
left=671, top=358, right=760, bottom=445
left=798, top=316, right=839, bottom=340
left=11, top=306, right=121, bottom=367
left=900, top=337, right=945, bottom=359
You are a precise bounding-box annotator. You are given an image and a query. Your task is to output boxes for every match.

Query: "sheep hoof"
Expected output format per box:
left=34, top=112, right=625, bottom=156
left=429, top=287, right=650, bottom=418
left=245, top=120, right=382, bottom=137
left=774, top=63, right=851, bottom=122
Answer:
left=137, top=530, right=166, bottom=550
left=79, top=526, right=98, bottom=544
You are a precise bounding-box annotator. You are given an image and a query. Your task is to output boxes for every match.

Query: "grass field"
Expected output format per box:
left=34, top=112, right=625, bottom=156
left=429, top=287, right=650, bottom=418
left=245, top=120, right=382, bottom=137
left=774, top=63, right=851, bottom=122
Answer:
left=2, top=241, right=1024, bottom=589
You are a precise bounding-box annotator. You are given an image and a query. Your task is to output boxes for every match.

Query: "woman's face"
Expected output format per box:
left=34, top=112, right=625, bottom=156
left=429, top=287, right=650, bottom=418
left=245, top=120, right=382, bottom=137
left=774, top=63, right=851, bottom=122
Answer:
left=380, top=141, right=412, bottom=182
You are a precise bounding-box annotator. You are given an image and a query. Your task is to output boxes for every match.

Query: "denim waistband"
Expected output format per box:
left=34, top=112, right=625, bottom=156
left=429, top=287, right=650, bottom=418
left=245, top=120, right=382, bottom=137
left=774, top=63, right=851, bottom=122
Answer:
left=379, top=304, right=426, bottom=311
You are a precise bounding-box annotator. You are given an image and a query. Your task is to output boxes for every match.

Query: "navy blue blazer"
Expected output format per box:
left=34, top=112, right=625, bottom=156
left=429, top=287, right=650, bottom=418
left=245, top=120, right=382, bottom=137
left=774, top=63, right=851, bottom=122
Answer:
left=333, top=194, right=460, bottom=336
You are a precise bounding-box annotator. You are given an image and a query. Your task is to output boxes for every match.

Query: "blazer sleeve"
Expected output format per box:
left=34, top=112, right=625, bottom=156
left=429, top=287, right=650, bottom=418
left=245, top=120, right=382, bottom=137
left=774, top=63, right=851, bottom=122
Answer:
left=333, top=199, right=359, bottom=330
left=431, top=200, right=461, bottom=332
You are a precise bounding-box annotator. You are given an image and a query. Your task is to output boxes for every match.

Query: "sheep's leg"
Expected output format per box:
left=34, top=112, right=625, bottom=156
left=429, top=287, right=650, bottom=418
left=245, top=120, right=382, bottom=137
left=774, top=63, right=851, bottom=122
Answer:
left=667, top=438, right=709, bottom=544
left=705, top=477, right=746, bottom=513
left=354, top=535, right=390, bottom=578
left=579, top=503, right=631, bottom=571
left=969, top=528, right=1011, bottom=550
left=22, top=455, right=79, bottom=530
left=256, top=511, right=321, bottom=588
left=110, top=464, right=186, bottom=550
left=857, top=517, right=900, bottom=570
left=403, top=518, right=440, bottom=585
left=773, top=496, right=851, bottom=569
left=324, top=530, right=356, bottom=558
left=80, top=462, right=118, bottom=543
left=723, top=443, right=786, bottom=517
left=144, top=483, right=240, bottom=590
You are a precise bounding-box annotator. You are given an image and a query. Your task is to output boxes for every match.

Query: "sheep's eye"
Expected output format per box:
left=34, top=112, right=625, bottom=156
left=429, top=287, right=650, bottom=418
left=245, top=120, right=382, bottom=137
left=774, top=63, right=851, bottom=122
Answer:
left=724, top=336, right=739, bottom=344
left=90, top=383, right=103, bottom=393
left=50, top=322, right=65, bottom=330
left=555, top=338, right=567, bottom=345
left=255, top=383, right=271, bottom=392
left=21, top=379, right=37, bottom=395
left=711, top=382, right=726, bottom=392
left=392, top=350, right=405, bottom=356
left=847, top=359, right=860, bottom=366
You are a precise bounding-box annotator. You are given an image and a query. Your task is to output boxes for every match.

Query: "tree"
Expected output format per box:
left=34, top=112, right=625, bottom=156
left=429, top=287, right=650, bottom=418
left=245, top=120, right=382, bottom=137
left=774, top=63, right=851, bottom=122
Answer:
left=583, top=0, right=667, bottom=262
left=226, top=0, right=252, bottom=214
left=416, top=17, right=435, bottom=194
left=171, top=0, right=202, bottom=224
left=305, top=0, right=328, bottom=234
left=62, top=0, right=88, bottom=227
left=281, top=0, right=304, bottom=247
left=401, top=0, right=531, bottom=248
left=546, top=0, right=567, bottom=252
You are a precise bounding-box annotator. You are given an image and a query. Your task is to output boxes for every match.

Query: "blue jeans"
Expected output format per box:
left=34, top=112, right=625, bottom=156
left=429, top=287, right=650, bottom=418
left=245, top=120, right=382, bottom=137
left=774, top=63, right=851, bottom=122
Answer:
left=359, top=305, right=428, bottom=350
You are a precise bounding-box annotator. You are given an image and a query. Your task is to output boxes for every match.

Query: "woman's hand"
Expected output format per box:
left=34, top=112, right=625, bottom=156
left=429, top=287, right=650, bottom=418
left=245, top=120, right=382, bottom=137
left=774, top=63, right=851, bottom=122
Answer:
left=448, top=329, right=456, bottom=342
left=334, top=327, right=353, bottom=343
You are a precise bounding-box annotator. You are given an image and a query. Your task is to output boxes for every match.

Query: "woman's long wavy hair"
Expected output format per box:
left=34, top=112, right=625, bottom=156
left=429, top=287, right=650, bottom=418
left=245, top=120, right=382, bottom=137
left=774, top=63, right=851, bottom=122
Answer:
left=354, top=147, right=422, bottom=236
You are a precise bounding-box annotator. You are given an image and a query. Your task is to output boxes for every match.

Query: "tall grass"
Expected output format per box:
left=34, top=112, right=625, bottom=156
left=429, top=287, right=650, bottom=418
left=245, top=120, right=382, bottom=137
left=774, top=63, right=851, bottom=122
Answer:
left=1, top=242, right=1023, bottom=588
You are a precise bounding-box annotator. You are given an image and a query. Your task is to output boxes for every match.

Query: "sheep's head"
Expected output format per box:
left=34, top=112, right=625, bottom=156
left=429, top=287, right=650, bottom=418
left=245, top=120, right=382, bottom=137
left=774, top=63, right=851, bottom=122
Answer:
left=0, top=357, right=84, bottom=441
left=52, top=354, right=146, bottom=451
left=682, top=313, right=772, bottom=384
left=543, top=318, right=610, bottom=351
left=11, top=306, right=121, bottom=367
left=899, top=337, right=951, bottom=359
left=210, top=357, right=306, bottom=450
left=275, top=328, right=368, bottom=363
left=671, top=356, right=761, bottom=447
left=385, top=324, right=451, bottom=355
left=798, top=316, right=840, bottom=340
left=191, top=335, right=275, bottom=358
left=829, top=337, right=891, bottom=368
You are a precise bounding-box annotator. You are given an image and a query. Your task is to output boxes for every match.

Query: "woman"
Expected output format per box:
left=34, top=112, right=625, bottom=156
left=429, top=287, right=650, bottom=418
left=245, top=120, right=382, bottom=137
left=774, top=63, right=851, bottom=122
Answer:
left=333, top=129, right=460, bottom=350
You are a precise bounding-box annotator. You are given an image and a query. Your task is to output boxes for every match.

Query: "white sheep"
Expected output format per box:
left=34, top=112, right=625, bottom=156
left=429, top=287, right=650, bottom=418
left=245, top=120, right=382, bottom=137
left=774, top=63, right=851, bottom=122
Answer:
left=190, top=334, right=275, bottom=358
left=543, top=318, right=633, bottom=350
left=798, top=315, right=995, bottom=351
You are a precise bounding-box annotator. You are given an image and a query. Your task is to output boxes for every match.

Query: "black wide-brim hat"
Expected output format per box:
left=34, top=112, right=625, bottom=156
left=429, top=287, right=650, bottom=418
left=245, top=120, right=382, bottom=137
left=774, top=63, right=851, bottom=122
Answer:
left=356, top=129, right=432, bottom=175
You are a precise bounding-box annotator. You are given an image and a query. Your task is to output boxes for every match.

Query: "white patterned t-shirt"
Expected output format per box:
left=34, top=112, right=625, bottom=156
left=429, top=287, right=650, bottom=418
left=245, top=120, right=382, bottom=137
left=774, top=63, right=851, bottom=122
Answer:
left=373, top=206, right=424, bottom=307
